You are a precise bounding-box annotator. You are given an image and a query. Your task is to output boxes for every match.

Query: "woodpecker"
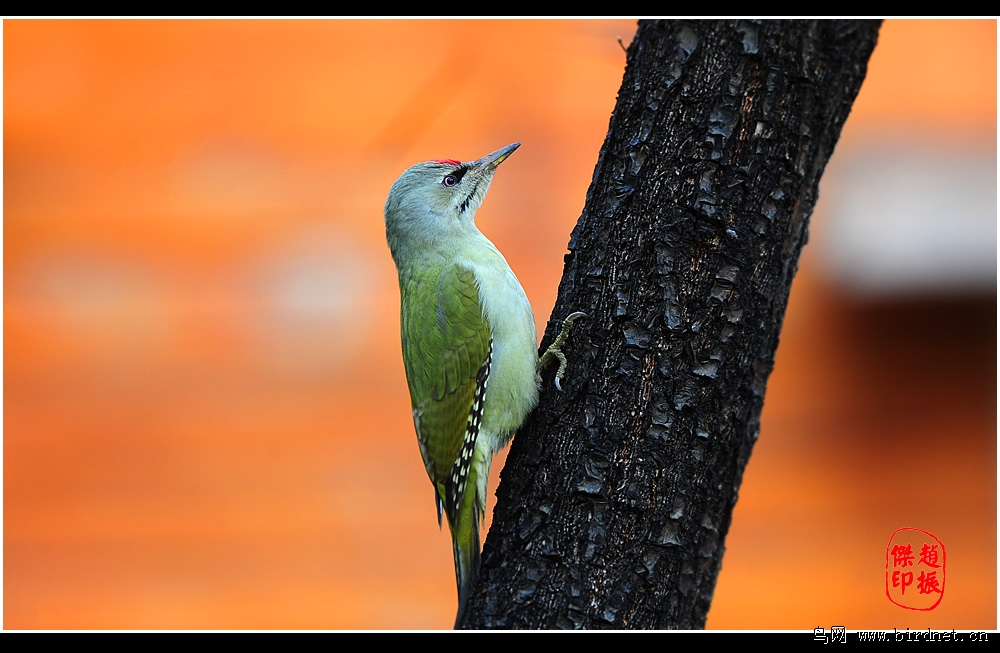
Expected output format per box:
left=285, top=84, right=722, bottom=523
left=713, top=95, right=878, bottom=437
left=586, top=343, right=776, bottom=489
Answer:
left=384, top=143, right=581, bottom=625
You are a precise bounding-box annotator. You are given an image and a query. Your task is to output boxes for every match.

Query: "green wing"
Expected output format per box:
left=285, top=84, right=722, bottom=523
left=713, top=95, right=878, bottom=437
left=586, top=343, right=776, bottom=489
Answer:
left=401, top=264, right=491, bottom=526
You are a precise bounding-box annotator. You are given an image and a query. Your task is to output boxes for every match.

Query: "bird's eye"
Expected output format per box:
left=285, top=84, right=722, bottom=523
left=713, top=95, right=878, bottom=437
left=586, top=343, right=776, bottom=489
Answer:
left=443, top=174, right=458, bottom=187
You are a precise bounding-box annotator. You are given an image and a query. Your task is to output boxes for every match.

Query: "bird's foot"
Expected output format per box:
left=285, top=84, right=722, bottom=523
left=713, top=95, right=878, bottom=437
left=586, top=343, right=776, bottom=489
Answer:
left=538, top=311, right=586, bottom=391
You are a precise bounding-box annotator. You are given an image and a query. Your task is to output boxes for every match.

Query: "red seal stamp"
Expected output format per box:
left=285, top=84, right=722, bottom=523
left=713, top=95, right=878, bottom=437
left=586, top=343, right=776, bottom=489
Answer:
left=885, top=527, right=945, bottom=610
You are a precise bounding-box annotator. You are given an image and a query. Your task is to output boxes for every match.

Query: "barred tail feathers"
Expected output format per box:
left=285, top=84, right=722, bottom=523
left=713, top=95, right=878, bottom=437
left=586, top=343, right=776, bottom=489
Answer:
left=450, top=439, right=493, bottom=628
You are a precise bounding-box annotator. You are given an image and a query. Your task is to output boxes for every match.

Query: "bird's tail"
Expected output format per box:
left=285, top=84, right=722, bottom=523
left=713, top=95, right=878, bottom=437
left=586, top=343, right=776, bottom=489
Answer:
left=451, top=506, right=482, bottom=628
left=445, top=452, right=488, bottom=629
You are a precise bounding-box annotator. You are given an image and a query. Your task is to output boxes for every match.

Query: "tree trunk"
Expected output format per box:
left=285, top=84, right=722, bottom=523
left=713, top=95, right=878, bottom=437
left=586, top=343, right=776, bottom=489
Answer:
left=459, top=19, right=881, bottom=629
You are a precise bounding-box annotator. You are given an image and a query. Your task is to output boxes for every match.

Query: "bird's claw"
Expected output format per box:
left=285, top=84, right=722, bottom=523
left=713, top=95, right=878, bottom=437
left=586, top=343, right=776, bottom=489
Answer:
left=539, top=311, right=587, bottom=391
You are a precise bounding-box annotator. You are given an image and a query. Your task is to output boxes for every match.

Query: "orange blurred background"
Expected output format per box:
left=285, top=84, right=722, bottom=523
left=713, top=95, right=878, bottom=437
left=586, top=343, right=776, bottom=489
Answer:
left=3, top=19, right=995, bottom=630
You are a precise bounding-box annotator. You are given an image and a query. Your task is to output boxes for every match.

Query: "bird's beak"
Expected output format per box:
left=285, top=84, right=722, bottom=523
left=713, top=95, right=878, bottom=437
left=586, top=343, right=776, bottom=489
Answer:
left=471, top=142, right=521, bottom=171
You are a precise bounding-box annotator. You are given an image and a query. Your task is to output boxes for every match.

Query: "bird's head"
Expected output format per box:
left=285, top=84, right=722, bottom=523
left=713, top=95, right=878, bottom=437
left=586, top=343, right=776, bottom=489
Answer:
left=385, top=143, right=520, bottom=252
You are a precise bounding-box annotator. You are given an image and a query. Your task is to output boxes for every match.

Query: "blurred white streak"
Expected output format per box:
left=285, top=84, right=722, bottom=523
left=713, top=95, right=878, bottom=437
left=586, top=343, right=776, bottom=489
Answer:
left=816, top=145, right=997, bottom=297
left=254, top=225, right=390, bottom=376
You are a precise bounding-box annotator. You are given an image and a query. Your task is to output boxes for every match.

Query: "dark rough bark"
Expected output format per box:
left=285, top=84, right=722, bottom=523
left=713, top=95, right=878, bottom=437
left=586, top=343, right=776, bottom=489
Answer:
left=460, top=20, right=880, bottom=629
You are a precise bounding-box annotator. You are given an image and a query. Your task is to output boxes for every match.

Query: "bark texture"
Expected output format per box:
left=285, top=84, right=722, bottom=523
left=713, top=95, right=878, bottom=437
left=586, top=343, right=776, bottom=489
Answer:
left=460, top=19, right=880, bottom=629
